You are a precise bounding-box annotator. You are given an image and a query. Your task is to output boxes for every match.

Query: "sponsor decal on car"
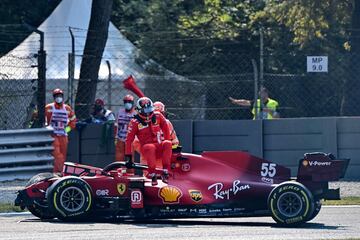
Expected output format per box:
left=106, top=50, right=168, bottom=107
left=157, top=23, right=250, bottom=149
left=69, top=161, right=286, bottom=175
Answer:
left=188, top=189, right=203, bottom=202
left=198, top=209, right=207, bottom=214
left=158, top=186, right=183, bottom=204
left=181, top=163, right=191, bottom=172
left=177, top=208, right=188, bottom=213
left=95, top=189, right=109, bottom=196
left=308, top=160, right=331, bottom=166
left=131, top=190, right=143, bottom=208
left=261, top=177, right=274, bottom=184
left=160, top=206, right=176, bottom=213
left=234, top=207, right=245, bottom=212
left=302, top=160, right=309, bottom=167
left=208, top=180, right=250, bottom=200
left=117, top=183, right=126, bottom=195
left=222, top=208, right=233, bottom=212
left=209, top=209, right=221, bottom=213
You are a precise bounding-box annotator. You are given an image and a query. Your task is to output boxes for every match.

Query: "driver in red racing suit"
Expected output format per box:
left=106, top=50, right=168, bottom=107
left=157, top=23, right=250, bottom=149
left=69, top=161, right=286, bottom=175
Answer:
left=125, top=97, right=172, bottom=186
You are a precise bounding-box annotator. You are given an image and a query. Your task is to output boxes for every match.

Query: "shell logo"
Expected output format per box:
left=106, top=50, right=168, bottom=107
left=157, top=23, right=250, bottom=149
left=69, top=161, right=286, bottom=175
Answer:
left=302, top=160, right=309, bottom=167
left=158, top=186, right=182, bottom=204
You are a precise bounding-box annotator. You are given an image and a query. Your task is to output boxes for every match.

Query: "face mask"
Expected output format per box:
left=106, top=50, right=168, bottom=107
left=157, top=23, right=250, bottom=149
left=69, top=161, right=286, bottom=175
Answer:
left=55, top=97, right=63, bottom=104
left=124, top=103, right=133, bottom=110
left=95, top=105, right=103, bottom=112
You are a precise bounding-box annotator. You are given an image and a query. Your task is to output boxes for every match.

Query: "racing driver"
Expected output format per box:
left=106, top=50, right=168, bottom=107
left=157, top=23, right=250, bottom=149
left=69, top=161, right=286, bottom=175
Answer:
left=124, top=97, right=172, bottom=186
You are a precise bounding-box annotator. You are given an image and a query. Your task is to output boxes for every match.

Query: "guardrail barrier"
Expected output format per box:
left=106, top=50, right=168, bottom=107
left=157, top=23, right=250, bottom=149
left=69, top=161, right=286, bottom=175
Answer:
left=0, top=128, right=54, bottom=181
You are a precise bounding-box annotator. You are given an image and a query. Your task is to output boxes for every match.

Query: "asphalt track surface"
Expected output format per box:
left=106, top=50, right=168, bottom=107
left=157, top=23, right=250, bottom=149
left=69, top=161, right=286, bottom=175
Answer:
left=0, top=206, right=359, bottom=240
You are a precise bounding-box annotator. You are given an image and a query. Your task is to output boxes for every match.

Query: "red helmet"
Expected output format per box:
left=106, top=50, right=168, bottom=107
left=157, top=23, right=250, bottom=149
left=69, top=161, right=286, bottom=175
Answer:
left=153, top=101, right=165, bottom=115
left=94, top=98, right=105, bottom=106
left=123, top=94, right=134, bottom=102
left=52, top=88, right=64, bottom=96
left=136, top=97, right=154, bottom=117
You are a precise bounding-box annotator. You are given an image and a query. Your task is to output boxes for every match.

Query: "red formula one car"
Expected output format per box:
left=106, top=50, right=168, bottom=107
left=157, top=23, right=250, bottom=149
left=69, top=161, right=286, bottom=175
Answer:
left=15, top=150, right=349, bottom=226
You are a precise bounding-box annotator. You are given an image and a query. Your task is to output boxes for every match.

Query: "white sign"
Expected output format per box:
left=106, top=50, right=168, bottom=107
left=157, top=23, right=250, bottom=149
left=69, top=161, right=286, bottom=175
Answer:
left=307, top=56, right=328, bottom=72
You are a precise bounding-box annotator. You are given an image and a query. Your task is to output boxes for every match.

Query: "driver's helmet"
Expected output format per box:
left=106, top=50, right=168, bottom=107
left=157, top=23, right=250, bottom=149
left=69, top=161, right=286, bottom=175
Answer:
left=136, top=97, right=154, bottom=117
left=153, top=101, right=165, bottom=115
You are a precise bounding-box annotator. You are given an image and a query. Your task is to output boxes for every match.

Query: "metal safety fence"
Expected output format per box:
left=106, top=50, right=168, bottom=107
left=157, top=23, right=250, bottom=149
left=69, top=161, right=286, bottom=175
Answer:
left=0, top=29, right=359, bottom=129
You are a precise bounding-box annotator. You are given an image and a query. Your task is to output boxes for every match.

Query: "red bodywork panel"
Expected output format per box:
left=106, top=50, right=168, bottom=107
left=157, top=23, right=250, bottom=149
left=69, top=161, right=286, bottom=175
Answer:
left=142, top=151, right=290, bottom=206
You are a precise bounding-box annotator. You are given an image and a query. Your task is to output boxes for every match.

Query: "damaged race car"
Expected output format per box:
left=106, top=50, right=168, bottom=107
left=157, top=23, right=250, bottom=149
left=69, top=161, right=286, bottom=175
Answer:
left=15, top=150, right=349, bottom=226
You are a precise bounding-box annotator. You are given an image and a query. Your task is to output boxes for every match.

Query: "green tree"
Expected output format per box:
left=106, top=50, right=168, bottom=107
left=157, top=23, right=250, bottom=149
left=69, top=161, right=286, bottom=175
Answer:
left=177, top=0, right=359, bottom=117
left=0, top=0, right=61, bottom=56
left=341, top=0, right=360, bottom=115
left=178, top=0, right=352, bottom=72
left=75, top=0, right=113, bottom=119
left=112, top=0, right=201, bottom=75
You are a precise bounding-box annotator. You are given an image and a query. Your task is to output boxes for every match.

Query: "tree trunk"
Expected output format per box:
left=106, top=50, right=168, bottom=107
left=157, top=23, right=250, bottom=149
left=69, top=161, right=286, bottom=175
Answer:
left=75, top=0, right=113, bottom=119
left=341, top=0, right=360, bottom=116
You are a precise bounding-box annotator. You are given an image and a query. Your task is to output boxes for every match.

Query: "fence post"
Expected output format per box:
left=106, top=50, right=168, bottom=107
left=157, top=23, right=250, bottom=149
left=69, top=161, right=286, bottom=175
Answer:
left=106, top=60, right=112, bottom=110
left=258, top=29, right=264, bottom=119
left=259, top=28, right=264, bottom=87
left=252, top=59, right=259, bottom=120
left=68, top=27, right=75, bottom=108
left=37, top=30, right=46, bottom=127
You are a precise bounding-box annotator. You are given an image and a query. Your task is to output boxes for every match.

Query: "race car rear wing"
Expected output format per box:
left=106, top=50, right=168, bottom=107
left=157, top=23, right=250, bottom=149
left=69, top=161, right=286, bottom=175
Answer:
left=296, top=152, right=350, bottom=200
left=297, top=152, right=350, bottom=182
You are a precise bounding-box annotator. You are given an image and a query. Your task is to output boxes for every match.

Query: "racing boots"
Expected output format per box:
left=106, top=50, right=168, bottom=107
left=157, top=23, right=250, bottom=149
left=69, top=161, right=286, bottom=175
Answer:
left=161, top=170, right=169, bottom=184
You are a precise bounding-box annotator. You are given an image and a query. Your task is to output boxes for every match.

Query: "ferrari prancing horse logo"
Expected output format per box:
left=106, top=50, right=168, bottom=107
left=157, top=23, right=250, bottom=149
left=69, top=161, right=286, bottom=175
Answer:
left=117, top=183, right=126, bottom=195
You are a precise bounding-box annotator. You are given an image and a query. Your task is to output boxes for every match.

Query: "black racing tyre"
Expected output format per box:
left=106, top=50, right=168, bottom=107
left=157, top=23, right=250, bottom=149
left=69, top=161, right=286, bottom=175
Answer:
left=268, top=181, right=315, bottom=226
left=307, top=198, right=322, bottom=222
left=47, top=177, right=93, bottom=221
left=25, top=172, right=59, bottom=220
left=27, top=200, right=55, bottom=220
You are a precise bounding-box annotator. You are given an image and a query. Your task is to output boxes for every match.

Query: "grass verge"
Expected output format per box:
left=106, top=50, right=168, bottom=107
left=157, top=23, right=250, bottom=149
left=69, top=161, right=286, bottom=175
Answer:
left=0, top=203, right=25, bottom=213
left=322, top=196, right=360, bottom=205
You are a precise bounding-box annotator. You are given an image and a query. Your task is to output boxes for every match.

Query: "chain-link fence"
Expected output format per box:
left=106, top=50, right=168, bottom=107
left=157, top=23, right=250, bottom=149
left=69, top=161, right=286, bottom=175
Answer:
left=0, top=54, right=38, bottom=129
left=0, top=29, right=359, bottom=129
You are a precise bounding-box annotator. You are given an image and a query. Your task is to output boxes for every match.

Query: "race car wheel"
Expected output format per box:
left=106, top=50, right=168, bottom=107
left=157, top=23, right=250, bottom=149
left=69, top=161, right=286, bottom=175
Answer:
left=307, top=198, right=322, bottom=222
left=25, top=172, right=59, bottom=220
left=27, top=199, right=55, bottom=220
left=47, top=177, right=92, bottom=221
left=268, top=181, right=315, bottom=226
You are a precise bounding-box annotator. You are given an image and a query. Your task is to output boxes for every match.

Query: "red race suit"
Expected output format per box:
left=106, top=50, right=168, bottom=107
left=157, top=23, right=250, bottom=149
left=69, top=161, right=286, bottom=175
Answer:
left=125, top=112, right=171, bottom=175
